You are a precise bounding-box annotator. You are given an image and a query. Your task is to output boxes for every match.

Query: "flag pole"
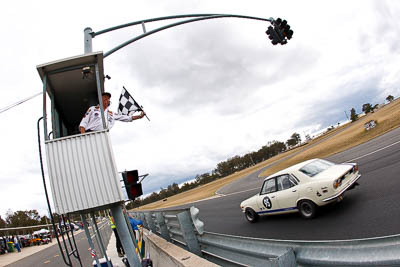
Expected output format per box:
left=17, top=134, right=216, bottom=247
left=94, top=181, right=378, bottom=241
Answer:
left=140, top=105, right=151, bottom=121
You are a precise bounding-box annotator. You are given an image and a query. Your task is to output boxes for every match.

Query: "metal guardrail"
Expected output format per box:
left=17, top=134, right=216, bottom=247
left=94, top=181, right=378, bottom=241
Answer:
left=130, top=207, right=400, bottom=266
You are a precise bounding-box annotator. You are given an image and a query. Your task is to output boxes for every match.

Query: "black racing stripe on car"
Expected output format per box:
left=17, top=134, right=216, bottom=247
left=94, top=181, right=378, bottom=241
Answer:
left=257, top=207, right=297, bottom=215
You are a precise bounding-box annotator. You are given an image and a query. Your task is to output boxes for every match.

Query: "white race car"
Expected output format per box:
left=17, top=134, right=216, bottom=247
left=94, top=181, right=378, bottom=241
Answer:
left=240, top=158, right=361, bottom=222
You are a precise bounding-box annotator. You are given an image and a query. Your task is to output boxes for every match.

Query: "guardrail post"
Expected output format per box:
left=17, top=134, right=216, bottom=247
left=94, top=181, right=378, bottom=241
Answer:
left=155, top=212, right=171, bottom=242
left=145, top=212, right=157, bottom=233
left=190, top=206, right=204, bottom=235
left=270, top=249, right=296, bottom=267
left=177, top=210, right=202, bottom=256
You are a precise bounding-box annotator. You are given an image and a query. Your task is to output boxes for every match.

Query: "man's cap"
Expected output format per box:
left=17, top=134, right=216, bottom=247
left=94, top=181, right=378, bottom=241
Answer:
left=102, top=92, right=111, bottom=98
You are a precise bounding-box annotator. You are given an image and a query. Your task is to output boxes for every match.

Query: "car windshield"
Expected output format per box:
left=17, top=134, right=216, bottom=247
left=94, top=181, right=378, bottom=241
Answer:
left=299, top=159, right=334, bottom=177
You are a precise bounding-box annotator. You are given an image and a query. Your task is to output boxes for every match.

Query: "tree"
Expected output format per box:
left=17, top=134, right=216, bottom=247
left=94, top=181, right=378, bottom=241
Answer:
left=39, top=215, right=50, bottom=225
left=362, top=103, right=378, bottom=114
left=386, top=95, right=394, bottom=102
left=0, top=216, right=6, bottom=228
left=167, top=183, right=180, bottom=195
left=215, top=160, right=235, bottom=177
left=6, top=210, right=42, bottom=227
left=242, top=154, right=255, bottom=167
left=291, top=133, right=301, bottom=144
left=350, top=108, right=358, bottom=122
left=286, top=133, right=301, bottom=147
left=372, top=104, right=379, bottom=113
left=158, top=188, right=168, bottom=200
left=270, top=141, right=286, bottom=154
left=362, top=103, right=372, bottom=114
left=286, top=138, right=297, bottom=147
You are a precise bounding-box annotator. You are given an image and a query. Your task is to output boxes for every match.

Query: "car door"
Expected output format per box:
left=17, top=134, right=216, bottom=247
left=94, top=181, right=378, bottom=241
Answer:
left=275, top=174, right=299, bottom=210
left=256, top=177, right=280, bottom=213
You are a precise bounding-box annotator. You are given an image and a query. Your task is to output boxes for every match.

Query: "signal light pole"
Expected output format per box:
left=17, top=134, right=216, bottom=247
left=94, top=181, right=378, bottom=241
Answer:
left=83, top=14, right=294, bottom=56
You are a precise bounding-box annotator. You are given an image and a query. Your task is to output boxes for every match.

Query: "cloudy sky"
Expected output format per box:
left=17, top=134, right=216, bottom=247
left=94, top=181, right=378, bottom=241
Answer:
left=1, top=0, right=399, bottom=217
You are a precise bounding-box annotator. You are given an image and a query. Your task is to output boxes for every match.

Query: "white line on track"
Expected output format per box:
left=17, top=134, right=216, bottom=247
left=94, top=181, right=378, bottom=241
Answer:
left=217, top=187, right=260, bottom=197
left=346, top=140, right=400, bottom=162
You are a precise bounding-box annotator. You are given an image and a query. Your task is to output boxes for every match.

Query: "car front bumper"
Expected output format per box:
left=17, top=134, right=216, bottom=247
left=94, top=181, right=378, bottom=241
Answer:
left=322, top=174, right=361, bottom=202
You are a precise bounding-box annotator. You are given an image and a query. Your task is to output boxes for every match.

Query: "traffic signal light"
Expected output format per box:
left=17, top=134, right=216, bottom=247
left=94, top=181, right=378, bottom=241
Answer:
left=266, top=26, right=280, bottom=45
left=284, top=25, right=293, bottom=40
left=122, top=170, right=143, bottom=200
left=267, top=18, right=294, bottom=45
left=279, top=19, right=293, bottom=40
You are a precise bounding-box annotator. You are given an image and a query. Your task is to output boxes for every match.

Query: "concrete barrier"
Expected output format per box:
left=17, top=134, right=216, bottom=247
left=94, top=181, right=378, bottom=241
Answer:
left=143, top=229, right=218, bottom=267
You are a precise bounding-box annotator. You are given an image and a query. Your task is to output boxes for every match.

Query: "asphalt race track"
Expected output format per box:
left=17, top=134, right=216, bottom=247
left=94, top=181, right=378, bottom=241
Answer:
left=172, top=127, right=400, bottom=241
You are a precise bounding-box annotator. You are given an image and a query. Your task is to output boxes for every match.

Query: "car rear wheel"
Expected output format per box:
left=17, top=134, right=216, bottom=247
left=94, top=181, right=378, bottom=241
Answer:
left=298, top=200, right=317, bottom=219
left=245, top=208, right=259, bottom=223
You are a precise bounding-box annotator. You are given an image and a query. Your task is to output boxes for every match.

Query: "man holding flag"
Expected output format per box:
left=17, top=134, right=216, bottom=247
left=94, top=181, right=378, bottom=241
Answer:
left=79, top=89, right=146, bottom=133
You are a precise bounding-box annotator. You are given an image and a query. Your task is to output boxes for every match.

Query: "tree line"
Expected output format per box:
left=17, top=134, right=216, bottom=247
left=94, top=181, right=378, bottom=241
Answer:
left=127, top=134, right=302, bottom=209
left=0, top=209, right=90, bottom=235
left=350, top=94, right=395, bottom=122
left=0, top=210, right=49, bottom=233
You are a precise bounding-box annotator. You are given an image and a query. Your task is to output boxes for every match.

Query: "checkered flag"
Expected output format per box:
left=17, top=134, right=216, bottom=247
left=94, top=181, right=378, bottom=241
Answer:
left=118, top=87, right=150, bottom=121
left=118, top=87, right=142, bottom=115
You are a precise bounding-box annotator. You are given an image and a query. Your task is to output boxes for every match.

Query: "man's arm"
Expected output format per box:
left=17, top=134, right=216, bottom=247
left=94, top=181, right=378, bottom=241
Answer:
left=131, top=111, right=145, bottom=121
left=113, top=111, right=145, bottom=122
left=79, top=107, right=92, bottom=133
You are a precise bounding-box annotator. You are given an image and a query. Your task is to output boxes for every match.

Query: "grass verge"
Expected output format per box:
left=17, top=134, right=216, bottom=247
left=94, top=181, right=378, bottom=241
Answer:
left=260, top=98, right=400, bottom=177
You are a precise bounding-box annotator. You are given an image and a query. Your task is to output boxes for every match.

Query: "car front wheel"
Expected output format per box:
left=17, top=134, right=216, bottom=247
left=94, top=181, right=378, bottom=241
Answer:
left=298, top=200, right=317, bottom=219
left=245, top=208, right=259, bottom=223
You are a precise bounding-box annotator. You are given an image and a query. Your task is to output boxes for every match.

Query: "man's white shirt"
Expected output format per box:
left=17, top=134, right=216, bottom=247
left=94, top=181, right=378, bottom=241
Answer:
left=79, top=105, right=133, bottom=131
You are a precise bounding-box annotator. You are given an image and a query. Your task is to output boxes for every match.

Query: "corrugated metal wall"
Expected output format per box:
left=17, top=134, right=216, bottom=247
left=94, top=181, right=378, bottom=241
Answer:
left=45, top=131, right=124, bottom=214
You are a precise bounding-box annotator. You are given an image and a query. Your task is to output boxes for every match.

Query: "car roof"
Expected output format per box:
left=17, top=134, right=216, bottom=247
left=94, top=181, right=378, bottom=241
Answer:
left=263, top=158, right=319, bottom=180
